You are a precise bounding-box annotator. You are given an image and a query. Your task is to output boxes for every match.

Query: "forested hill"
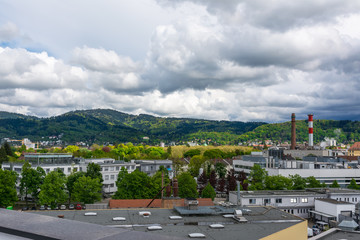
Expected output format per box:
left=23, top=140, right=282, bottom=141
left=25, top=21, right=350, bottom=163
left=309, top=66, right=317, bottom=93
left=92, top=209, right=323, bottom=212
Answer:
left=0, top=109, right=265, bottom=145
left=238, top=119, right=360, bottom=144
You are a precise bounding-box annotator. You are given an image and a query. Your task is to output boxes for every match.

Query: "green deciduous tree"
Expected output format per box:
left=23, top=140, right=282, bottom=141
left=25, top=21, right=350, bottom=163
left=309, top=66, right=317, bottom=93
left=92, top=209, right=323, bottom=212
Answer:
left=347, top=178, right=360, bottom=190
left=20, top=162, right=45, bottom=205
left=188, top=155, right=206, bottom=177
left=178, top=172, right=198, bottom=198
left=64, top=145, right=79, bottom=153
left=0, top=169, right=18, bottom=207
left=86, top=163, right=103, bottom=183
left=265, top=175, right=292, bottom=190
left=329, top=180, right=340, bottom=188
left=307, top=176, right=325, bottom=188
left=290, top=174, right=307, bottom=190
left=39, top=170, right=67, bottom=208
left=203, top=149, right=224, bottom=160
left=183, top=149, right=201, bottom=158
left=201, top=183, right=216, bottom=200
left=113, top=170, right=156, bottom=199
left=72, top=176, right=102, bottom=204
left=248, top=164, right=267, bottom=190
left=66, top=171, right=86, bottom=203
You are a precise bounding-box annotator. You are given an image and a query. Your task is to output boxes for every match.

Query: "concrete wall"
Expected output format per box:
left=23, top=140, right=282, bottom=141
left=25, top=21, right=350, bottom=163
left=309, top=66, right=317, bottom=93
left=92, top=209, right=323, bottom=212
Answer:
left=315, top=200, right=355, bottom=221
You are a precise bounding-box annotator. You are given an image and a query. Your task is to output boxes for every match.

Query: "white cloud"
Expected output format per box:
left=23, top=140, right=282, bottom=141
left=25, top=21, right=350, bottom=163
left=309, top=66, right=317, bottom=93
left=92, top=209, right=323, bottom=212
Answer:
left=0, top=0, right=360, bottom=122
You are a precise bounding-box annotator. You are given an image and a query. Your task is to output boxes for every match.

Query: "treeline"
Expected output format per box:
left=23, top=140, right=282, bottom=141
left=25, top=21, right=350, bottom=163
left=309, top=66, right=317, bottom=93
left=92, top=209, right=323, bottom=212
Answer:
left=8, top=144, right=253, bottom=162
left=238, top=119, right=360, bottom=144
left=0, top=162, right=103, bottom=208
left=0, top=109, right=264, bottom=145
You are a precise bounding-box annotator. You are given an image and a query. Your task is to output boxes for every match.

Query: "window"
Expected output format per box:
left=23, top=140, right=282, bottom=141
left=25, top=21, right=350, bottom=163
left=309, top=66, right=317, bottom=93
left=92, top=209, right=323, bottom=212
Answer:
left=249, top=199, right=256, bottom=204
left=264, top=198, right=271, bottom=204
left=105, top=175, right=109, bottom=180
left=104, top=167, right=109, bottom=171
left=126, top=166, right=129, bottom=170
left=291, top=209, right=294, bottom=214
left=290, top=198, right=297, bottom=203
left=73, top=167, right=77, bottom=172
left=276, top=198, right=282, bottom=203
left=80, top=167, right=82, bottom=171
left=301, top=198, right=308, bottom=203
left=46, top=168, right=50, bottom=173
left=110, top=167, right=114, bottom=171
left=116, top=166, right=119, bottom=171
left=110, top=175, right=115, bottom=180
left=110, top=183, right=114, bottom=187
left=68, top=167, right=71, bottom=172
left=131, top=166, right=135, bottom=170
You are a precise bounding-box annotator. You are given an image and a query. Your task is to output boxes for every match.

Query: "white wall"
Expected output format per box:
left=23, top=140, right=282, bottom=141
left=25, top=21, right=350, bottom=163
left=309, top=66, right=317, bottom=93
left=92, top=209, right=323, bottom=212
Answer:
left=315, top=200, right=355, bottom=221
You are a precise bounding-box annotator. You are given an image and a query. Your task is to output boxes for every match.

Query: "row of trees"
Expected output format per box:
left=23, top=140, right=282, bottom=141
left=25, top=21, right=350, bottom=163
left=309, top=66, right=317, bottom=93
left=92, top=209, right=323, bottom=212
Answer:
left=112, top=168, right=215, bottom=201
left=246, top=165, right=352, bottom=191
left=0, top=162, right=104, bottom=208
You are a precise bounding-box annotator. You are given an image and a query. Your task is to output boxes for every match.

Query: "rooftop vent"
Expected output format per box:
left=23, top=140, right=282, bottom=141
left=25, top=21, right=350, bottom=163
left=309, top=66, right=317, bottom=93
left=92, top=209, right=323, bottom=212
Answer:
left=233, top=209, right=247, bottom=223
left=185, top=198, right=199, bottom=210
left=139, top=211, right=151, bottom=217
left=209, top=224, right=224, bottom=229
left=84, top=212, right=97, bottom=216
left=147, top=226, right=162, bottom=231
left=188, top=233, right=206, bottom=238
left=234, top=210, right=242, bottom=218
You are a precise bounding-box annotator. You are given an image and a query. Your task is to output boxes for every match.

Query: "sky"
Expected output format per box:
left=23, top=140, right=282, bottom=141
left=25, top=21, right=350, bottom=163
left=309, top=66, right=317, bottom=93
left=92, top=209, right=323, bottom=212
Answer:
left=0, top=0, right=360, bottom=123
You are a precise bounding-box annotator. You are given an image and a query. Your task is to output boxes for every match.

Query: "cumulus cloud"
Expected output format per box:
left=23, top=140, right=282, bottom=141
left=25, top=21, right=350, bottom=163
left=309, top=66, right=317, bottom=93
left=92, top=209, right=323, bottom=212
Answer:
left=0, top=0, right=360, bottom=122
left=0, top=22, right=19, bottom=42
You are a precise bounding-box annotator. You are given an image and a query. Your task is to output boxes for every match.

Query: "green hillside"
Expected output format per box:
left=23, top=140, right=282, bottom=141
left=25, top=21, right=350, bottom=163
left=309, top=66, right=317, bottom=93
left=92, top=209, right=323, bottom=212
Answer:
left=238, top=120, right=360, bottom=144
left=0, top=109, right=264, bottom=145
left=0, top=109, right=358, bottom=145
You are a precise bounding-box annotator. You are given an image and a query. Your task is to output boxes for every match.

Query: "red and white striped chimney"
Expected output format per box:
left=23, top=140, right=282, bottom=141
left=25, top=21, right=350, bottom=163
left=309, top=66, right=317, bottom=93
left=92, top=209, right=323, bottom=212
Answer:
left=308, top=114, right=313, bottom=147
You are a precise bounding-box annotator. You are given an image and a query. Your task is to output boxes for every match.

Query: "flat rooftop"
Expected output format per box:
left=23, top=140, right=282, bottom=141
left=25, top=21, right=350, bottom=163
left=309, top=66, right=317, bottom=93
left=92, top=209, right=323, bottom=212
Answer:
left=30, top=206, right=305, bottom=239
left=0, top=209, right=180, bottom=240
left=316, top=198, right=354, bottom=205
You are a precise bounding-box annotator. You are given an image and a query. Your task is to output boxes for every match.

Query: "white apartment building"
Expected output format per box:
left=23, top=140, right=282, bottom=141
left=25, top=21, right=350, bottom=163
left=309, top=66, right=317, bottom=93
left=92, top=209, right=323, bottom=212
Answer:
left=94, top=159, right=137, bottom=194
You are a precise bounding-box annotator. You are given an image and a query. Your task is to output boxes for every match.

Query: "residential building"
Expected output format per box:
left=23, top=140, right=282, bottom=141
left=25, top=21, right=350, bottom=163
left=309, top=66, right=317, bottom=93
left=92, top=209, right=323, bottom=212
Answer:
left=2, top=155, right=173, bottom=195
left=135, top=160, right=173, bottom=178
left=349, top=142, right=360, bottom=156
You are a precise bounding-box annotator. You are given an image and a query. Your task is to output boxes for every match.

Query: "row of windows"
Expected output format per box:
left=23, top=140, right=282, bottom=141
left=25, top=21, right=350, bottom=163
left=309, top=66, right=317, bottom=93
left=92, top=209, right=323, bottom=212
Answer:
left=336, top=197, right=358, bottom=202
left=103, top=183, right=115, bottom=188
left=234, top=165, right=253, bottom=170
left=283, top=208, right=312, bottom=214
left=104, top=175, right=116, bottom=181
left=248, top=197, right=308, bottom=204
left=102, top=165, right=135, bottom=171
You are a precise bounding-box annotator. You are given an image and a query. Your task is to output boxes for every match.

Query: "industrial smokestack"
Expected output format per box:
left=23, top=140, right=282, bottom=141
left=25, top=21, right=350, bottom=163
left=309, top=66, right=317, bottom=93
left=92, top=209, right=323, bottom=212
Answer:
left=308, top=114, right=313, bottom=147
left=291, top=113, right=296, bottom=149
